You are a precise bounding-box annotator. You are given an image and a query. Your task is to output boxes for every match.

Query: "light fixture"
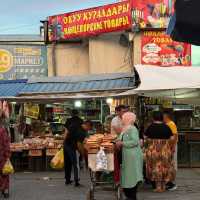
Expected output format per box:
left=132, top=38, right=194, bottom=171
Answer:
left=53, top=103, right=61, bottom=105
left=106, top=98, right=113, bottom=105
left=74, top=100, right=82, bottom=108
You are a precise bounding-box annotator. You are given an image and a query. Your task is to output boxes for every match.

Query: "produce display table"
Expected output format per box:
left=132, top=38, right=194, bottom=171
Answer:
left=11, top=148, right=58, bottom=172
left=28, top=149, right=46, bottom=171
left=10, top=137, right=64, bottom=172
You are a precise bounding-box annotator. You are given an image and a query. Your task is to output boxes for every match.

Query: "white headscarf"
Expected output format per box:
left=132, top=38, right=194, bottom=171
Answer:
left=122, top=112, right=136, bottom=132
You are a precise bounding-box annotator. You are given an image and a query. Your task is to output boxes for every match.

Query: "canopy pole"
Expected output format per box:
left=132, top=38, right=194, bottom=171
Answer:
left=100, top=99, right=103, bottom=124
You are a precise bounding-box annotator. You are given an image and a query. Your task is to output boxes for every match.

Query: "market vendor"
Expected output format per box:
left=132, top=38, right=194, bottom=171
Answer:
left=111, top=105, right=127, bottom=135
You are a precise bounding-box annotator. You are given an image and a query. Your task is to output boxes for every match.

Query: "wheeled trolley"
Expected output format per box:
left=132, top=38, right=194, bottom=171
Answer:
left=86, top=153, right=122, bottom=200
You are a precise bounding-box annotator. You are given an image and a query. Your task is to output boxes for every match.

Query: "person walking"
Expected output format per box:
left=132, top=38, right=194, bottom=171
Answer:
left=116, top=112, right=143, bottom=200
left=0, top=109, right=11, bottom=198
left=145, top=111, right=175, bottom=193
left=163, top=111, right=178, bottom=191
left=64, top=109, right=84, bottom=187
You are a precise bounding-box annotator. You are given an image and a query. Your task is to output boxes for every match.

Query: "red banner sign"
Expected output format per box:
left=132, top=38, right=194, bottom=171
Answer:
left=48, top=1, right=132, bottom=41
left=132, top=0, right=174, bottom=29
left=141, top=31, right=191, bottom=66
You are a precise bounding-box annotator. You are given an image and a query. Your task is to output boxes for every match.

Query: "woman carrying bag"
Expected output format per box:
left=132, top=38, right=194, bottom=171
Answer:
left=0, top=102, right=11, bottom=199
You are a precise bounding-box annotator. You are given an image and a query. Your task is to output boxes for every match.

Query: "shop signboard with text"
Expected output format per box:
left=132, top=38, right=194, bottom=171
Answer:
left=141, top=31, right=191, bottom=66
left=0, top=45, right=48, bottom=80
left=48, top=1, right=132, bottom=41
left=132, top=0, right=174, bottom=29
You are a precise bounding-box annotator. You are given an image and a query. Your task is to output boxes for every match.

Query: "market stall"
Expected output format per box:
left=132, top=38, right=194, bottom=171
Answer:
left=116, top=65, right=200, bottom=167
left=0, top=72, right=137, bottom=172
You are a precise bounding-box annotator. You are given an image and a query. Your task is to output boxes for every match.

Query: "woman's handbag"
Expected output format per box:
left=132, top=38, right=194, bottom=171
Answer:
left=2, top=159, right=14, bottom=175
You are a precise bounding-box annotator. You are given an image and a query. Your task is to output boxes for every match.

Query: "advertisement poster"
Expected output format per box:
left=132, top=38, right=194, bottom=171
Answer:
left=141, top=31, right=191, bottom=66
left=24, top=103, right=40, bottom=119
left=48, top=1, right=132, bottom=41
left=0, top=45, right=48, bottom=80
left=132, top=0, right=174, bottom=29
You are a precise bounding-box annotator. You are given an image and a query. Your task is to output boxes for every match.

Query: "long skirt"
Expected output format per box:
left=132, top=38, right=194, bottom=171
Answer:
left=0, top=174, right=9, bottom=191
left=145, top=139, right=176, bottom=183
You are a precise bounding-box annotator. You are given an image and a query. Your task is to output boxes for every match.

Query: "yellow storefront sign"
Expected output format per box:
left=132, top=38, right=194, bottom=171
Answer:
left=0, top=49, right=13, bottom=73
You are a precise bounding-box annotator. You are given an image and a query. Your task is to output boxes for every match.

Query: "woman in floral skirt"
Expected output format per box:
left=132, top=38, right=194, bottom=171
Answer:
left=144, top=111, right=176, bottom=192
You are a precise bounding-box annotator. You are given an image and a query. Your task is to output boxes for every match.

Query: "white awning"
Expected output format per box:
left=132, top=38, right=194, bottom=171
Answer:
left=117, top=65, right=200, bottom=104
left=135, top=65, right=200, bottom=91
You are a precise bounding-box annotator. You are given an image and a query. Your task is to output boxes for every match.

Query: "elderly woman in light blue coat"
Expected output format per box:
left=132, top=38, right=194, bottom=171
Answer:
left=116, top=112, right=143, bottom=200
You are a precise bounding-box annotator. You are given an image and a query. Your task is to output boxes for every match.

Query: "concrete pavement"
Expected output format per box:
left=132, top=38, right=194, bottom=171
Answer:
left=5, top=169, right=200, bottom=200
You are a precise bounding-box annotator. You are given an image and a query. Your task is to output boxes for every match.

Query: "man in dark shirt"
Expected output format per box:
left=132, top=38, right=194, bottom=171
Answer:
left=64, top=109, right=83, bottom=187
left=65, top=110, right=83, bottom=131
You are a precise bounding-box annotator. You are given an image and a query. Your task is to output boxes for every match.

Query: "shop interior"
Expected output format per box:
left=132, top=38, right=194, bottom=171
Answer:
left=9, top=96, right=135, bottom=172
left=139, top=96, right=200, bottom=168
left=9, top=93, right=200, bottom=172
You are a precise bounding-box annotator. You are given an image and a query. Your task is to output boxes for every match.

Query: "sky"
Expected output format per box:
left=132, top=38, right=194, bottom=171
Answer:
left=0, top=0, right=117, bottom=34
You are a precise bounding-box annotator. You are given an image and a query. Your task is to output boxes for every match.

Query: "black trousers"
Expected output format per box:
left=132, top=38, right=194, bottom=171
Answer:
left=123, top=185, right=138, bottom=200
left=64, top=145, right=79, bottom=183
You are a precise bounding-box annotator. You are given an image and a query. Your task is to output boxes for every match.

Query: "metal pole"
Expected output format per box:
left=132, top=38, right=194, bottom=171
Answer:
left=52, top=42, right=57, bottom=76
left=100, top=99, right=103, bottom=124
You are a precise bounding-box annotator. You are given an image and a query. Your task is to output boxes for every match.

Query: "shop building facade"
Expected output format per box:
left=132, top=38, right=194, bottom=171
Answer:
left=47, top=33, right=135, bottom=76
left=1, top=0, right=200, bottom=170
left=0, top=35, right=48, bottom=80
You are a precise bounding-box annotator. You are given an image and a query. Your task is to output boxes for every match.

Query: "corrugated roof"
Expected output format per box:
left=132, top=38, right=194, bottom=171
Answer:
left=0, top=73, right=135, bottom=98
left=21, top=73, right=135, bottom=95
left=28, top=73, right=134, bottom=83
left=0, top=79, right=27, bottom=97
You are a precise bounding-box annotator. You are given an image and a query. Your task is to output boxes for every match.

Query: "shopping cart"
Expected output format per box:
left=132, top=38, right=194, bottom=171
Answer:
left=86, top=152, right=122, bottom=200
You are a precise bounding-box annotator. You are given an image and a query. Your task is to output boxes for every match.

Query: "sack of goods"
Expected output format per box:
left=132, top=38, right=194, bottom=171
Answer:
left=2, top=159, right=14, bottom=175
left=96, top=147, right=108, bottom=171
left=50, top=148, right=64, bottom=169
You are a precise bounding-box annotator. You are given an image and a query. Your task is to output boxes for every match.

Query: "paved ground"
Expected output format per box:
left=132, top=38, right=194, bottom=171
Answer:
left=3, top=169, right=200, bottom=200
